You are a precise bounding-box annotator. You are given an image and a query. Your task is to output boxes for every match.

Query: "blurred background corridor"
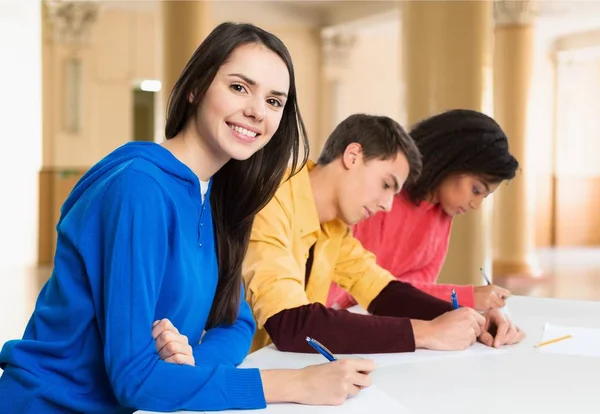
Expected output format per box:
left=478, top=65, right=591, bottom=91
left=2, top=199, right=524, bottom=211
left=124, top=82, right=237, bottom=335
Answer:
left=1, top=0, right=600, bottom=347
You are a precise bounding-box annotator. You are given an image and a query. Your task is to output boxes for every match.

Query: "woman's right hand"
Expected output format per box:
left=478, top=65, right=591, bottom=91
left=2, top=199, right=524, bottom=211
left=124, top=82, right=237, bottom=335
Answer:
left=297, top=359, right=375, bottom=405
left=261, top=358, right=375, bottom=406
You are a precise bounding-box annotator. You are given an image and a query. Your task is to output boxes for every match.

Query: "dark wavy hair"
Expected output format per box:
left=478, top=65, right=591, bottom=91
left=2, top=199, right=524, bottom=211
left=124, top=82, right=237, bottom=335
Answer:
left=165, top=22, right=309, bottom=328
left=404, top=109, right=519, bottom=205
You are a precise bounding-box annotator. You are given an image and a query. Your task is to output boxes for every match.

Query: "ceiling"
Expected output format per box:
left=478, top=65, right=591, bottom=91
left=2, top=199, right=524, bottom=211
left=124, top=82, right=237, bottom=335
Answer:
left=537, top=0, right=600, bottom=17
left=94, top=0, right=600, bottom=30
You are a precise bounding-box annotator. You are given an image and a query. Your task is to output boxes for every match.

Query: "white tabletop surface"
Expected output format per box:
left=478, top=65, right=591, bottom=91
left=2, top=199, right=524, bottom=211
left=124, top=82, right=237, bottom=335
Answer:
left=138, top=295, right=600, bottom=414
left=369, top=295, right=600, bottom=414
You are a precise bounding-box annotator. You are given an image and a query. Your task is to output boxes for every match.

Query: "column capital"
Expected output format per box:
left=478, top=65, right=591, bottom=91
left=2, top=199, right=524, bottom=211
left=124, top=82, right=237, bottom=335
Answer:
left=493, top=0, right=538, bottom=27
left=43, top=0, right=100, bottom=47
left=321, top=28, right=356, bottom=81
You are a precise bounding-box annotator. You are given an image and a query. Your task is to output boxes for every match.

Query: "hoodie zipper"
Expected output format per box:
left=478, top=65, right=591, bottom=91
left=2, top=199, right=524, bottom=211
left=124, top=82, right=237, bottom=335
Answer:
left=198, top=201, right=206, bottom=248
left=198, top=179, right=211, bottom=248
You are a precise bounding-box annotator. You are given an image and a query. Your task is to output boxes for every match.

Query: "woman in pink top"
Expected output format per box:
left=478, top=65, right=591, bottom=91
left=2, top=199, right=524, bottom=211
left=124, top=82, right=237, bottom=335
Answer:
left=327, top=109, right=518, bottom=312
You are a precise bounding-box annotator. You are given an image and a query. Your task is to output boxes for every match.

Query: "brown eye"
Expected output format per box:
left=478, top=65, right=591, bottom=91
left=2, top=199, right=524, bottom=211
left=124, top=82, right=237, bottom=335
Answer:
left=230, top=83, right=247, bottom=93
left=267, top=98, right=282, bottom=108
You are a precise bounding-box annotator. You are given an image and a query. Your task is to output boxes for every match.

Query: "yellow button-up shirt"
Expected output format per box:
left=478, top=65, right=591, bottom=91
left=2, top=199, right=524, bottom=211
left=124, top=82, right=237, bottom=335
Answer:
left=242, top=161, right=395, bottom=352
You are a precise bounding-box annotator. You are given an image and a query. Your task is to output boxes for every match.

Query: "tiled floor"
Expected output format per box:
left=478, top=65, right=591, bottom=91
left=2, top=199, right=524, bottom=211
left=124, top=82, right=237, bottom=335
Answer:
left=497, top=247, right=600, bottom=301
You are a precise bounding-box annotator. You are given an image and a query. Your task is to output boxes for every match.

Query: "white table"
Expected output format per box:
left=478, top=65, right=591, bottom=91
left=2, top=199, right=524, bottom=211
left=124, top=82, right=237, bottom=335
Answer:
left=369, top=296, right=600, bottom=414
left=139, top=296, right=600, bottom=414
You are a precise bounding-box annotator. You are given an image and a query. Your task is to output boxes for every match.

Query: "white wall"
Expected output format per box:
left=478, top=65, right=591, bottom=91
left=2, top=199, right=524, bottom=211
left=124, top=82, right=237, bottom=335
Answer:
left=554, top=50, right=600, bottom=177
left=530, top=12, right=600, bottom=177
left=343, top=20, right=402, bottom=122
left=0, top=0, right=42, bottom=345
left=44, top=6, right=160, bottom=168
left=331, top=13, right=403, bottom=127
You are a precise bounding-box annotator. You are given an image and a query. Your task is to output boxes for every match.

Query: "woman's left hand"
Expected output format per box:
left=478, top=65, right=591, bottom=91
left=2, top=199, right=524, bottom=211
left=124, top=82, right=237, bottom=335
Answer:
left=152, top=318, right=195, bottom=366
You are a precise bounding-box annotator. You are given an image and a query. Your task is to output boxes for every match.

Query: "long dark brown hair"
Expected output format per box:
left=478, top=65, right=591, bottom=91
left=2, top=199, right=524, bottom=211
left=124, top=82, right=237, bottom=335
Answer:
left=165, top=22, right=309, bottom=328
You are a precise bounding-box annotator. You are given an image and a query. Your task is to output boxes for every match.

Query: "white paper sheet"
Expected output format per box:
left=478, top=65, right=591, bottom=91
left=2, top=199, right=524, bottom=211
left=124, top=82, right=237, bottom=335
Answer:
left=216, top=385, right=412, bottom=414
left=138, top=384, right=412, bottom=414
left=342, top=304, right=509, bottom=366
left=353, top=341, right=507, bottom=367
left=137, top=377, right=412, bottom=414
left=135, top=342, right=501, bottom=414
left=213, top=347, right=415, bottom=413
left=238, top=342, right=506, bottom=372
left=239, top=345, right=330, bottom=370
left=537, top=322, right=600, bottom=357
left=500, top=302, right=511, bottom=317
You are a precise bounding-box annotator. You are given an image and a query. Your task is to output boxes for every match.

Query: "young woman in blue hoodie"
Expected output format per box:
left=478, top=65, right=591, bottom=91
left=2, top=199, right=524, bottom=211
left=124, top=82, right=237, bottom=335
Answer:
left=0, top=22, right=374, bottom=413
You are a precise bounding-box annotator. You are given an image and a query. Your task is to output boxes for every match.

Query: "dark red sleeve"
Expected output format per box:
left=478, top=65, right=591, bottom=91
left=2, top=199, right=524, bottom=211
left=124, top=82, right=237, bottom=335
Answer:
left=368, top=281, right=453, bottom=320
left=264, top=303, right=416, bottom=354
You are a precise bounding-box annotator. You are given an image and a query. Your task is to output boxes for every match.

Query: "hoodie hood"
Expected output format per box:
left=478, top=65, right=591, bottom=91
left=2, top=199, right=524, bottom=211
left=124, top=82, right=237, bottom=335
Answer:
left=59, top=142, right=202, bottom=223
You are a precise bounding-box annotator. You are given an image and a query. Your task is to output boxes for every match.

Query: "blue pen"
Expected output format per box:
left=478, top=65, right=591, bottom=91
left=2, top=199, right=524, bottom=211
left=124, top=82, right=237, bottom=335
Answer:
left=305, top=336, right=337, bottom=362
left=450, top=288, right=459, bottom=310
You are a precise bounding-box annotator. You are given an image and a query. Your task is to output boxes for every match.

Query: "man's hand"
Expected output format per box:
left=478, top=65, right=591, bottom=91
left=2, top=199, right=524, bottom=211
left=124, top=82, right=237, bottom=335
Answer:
left=478, top=308, right=525, bottom=348
left=412, top=307, right=486, bottom=350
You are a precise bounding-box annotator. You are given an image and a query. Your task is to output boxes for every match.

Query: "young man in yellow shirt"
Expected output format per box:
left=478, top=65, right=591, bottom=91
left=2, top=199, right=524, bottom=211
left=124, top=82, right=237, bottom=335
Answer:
left=243, top=114, right=525, bottom=354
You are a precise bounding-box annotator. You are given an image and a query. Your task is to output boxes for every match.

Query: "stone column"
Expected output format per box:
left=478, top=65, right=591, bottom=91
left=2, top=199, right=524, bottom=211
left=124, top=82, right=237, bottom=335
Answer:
left=492, top=0, right=541, bottom=278
left=162, top=1, right=212, bottom=100
left=401, top=0, right=493, bottom=285
left=318, top=28, right=356, bottom=156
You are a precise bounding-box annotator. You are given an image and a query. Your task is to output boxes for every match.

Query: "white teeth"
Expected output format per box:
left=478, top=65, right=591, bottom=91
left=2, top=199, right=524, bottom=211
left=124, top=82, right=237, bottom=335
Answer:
left=229, top=124, right=257, bottom=138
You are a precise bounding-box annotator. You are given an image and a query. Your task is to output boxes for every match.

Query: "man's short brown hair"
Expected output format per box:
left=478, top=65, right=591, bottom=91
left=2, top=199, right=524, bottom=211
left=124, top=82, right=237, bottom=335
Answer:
left=317, top=114, right=422, bottom=185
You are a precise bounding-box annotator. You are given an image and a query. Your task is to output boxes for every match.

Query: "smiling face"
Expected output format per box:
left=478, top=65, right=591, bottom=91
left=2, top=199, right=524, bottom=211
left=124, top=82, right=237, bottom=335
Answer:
left=194, top=43, right=290, bottom=163
left=336, top=143, right=411, bottom=225
left=434, top=174, right=501, bottom=216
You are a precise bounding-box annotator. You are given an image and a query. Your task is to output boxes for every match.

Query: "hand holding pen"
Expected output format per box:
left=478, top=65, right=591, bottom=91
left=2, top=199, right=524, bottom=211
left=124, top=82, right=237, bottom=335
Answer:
left=419, top=306, right=486, bottom=350
left=297, top=337, right=374, bottom=403
left=306, top=336, right=337, bottom=361
left=451, top=288, right=459, bottom=310
left=473, top=268, right=511, bottom=311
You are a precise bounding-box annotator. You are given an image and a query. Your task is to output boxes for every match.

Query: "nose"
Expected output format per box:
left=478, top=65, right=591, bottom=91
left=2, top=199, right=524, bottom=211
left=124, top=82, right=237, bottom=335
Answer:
left=379, top=192, right=395, bottom=213
left=243, top=97, right=266, bottom=122
left=469, top=198, right=483, bottom=211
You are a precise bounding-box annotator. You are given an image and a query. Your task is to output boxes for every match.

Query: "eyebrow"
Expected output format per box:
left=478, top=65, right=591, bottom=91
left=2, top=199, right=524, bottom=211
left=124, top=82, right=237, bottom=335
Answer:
left=228, top=73, right=288, bottom=98
left=478, top=179, right=490, bottom=193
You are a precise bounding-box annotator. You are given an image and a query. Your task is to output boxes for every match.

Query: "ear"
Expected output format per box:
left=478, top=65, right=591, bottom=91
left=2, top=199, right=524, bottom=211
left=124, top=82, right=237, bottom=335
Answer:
left=341, top=143, right=362, bottom=170
left=188, top=91, right=195, bottom=104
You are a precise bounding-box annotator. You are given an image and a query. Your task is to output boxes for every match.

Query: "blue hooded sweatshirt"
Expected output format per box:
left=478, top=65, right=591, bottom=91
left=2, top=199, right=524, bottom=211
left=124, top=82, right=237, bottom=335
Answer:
left=0, top=142, right=265, bottom=413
